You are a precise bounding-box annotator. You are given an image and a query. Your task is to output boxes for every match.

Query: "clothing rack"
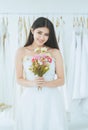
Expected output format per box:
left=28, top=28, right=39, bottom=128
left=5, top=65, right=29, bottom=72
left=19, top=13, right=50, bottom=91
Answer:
left=0, top=12, right=88, bottom=16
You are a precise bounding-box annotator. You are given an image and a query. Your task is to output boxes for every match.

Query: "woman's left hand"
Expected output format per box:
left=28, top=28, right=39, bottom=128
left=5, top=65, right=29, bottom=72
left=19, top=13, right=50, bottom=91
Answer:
left=34, top=77, right=46, bottom=88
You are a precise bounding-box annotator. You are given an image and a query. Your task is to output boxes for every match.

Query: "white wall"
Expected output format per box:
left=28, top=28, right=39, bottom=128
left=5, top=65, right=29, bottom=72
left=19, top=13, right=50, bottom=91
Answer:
left=0, top=0, right=88, bottom=14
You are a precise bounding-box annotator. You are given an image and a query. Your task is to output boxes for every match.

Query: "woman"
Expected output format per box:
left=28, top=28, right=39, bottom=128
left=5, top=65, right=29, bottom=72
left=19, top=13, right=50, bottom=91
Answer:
left=15, top=17, right=68, bottom=130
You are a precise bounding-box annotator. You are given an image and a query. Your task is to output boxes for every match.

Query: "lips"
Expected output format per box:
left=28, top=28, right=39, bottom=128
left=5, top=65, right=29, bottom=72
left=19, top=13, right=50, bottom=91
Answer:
left=38, top=39, right=45, bottom=44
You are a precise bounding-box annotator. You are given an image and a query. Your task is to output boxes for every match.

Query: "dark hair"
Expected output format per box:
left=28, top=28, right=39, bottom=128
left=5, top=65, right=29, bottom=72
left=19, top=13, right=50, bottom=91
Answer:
left=24, top=17, right=59, bottom=49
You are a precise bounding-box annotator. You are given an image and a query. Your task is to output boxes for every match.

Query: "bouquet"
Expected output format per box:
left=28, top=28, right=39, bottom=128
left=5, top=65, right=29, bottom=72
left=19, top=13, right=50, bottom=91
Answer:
left=29, top=47, right=52, bottom=90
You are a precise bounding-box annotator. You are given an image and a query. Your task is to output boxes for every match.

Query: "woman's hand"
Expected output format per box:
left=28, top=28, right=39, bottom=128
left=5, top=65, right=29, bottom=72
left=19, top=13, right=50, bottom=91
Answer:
left=34, top=77, right=46, bottom=89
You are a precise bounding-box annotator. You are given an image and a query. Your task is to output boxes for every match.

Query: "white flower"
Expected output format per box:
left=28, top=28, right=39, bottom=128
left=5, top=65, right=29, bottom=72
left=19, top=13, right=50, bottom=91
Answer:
left=46, top=53, right=51, bottom=57
left=41, top=47, right=47, bottom=52
left=38, top=60, right=43, bottom=65
left=34, top=47, right=40, bottom=52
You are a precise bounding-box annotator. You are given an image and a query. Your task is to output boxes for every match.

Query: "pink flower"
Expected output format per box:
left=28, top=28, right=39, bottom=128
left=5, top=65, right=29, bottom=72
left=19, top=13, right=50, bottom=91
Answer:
left=32, top=58, right=35, bottom=62
left=29, top=54, right=52, bottom=77
left=48, top=57, right=52, bottom=63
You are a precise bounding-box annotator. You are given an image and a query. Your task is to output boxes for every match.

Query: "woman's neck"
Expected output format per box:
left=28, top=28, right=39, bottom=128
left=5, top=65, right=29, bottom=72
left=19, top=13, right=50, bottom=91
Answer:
left=30, top=44, right=45, bottom=50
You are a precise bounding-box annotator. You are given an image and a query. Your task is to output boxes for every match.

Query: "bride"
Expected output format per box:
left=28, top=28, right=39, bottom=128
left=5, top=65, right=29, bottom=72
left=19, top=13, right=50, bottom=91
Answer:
left=15, top=17, right=68, bottom=130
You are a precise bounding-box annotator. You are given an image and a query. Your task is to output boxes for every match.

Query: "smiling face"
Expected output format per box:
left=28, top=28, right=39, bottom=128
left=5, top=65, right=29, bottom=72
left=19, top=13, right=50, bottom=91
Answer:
left=32, top=27, right=49, bottom=47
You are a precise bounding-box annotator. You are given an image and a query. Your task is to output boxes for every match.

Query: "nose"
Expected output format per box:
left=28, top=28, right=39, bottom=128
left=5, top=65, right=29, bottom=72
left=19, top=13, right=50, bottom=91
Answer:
left=40, top=35, right=45, bottom=41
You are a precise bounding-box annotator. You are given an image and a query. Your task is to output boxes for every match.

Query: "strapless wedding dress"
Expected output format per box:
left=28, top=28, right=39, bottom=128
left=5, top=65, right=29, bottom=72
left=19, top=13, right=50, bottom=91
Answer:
left=15, top=56, right=68, bottom=130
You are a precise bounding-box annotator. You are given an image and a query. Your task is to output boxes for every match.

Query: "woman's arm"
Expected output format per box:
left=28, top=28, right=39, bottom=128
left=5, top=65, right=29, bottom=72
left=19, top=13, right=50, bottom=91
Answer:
left=15, top=48, right=35, bottom=87
left=43, top=49, right=65, bottom=88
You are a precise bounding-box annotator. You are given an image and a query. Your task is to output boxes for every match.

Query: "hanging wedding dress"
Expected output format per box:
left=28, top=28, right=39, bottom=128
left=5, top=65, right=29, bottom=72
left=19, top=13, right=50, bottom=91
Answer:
left=80, top=27, right=88, bottom=98
left=0, top=17, right=9, bottom=103
left=15, top=55, right=68, bottom=130
left=80, top=25, right=88, bottom=115
left=67, top=18, right=88, bottom=117
left=72, top=25, right=82, bottom=99
left=66, top=28, right=76, bottom=108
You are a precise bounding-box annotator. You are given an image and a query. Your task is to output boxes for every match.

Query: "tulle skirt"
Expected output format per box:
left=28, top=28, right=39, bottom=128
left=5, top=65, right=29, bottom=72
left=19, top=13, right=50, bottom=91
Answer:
left=15, top=87, right=68, bottom=130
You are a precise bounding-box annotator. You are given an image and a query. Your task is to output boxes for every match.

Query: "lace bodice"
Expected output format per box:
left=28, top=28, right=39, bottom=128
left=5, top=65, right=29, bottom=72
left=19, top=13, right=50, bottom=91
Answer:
left=22, top=56, right=56, bottom=81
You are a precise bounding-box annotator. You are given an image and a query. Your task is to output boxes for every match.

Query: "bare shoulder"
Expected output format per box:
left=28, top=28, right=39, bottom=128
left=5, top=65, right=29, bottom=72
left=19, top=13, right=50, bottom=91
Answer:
left=53, top=48, right=60, bottom=54
left=16, top=47, right=24, bottom=53
left=15, top=47, right=26, bottom=59
left=50, top=48, right=62, bottom=59
left=16, top=47, right=25, bottom=54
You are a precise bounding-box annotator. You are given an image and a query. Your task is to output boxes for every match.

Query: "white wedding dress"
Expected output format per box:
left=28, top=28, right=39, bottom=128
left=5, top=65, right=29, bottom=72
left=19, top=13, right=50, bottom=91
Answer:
left=15, top=55, right=68, bottom=130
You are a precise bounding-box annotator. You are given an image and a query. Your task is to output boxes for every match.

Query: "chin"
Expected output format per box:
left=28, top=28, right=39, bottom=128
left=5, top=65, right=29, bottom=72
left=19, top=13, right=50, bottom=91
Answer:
left=37, top=43, right=44, bottom=46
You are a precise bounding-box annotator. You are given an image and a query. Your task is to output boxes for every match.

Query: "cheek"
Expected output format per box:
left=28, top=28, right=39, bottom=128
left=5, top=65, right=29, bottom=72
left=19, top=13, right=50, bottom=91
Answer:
left=33, top=33, right=38, bottom=39
left=45, top=36, right=49, bottom=41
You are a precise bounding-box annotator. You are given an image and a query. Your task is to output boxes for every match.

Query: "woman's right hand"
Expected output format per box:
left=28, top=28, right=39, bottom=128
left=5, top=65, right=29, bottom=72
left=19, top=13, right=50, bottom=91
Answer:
left=33, top=77, right=45, bottom=88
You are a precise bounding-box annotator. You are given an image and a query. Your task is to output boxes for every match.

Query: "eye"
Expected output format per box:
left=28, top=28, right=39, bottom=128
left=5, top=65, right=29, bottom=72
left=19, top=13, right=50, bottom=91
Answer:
left=45, top=33, right=49, bottom=36
left=37, top=31, right=42, bottom=34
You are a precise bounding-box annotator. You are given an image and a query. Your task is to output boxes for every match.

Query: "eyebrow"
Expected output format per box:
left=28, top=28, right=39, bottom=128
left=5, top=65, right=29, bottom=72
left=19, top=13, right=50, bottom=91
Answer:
left=37, top=30, right=49, bottom=34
